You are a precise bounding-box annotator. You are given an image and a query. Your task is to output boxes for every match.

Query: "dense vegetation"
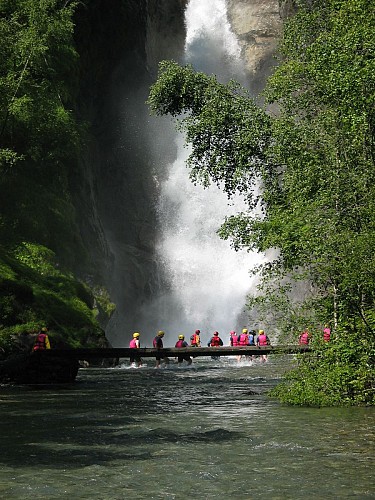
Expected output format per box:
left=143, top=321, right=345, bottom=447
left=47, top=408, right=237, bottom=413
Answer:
left=0, top=0, right=110, bottom=355
left=149, top=0, right=375, bottom=405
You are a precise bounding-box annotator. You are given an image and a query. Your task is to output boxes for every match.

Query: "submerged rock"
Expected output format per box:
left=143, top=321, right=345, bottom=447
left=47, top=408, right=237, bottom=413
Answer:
left=0, top=353, right=79, bottom=385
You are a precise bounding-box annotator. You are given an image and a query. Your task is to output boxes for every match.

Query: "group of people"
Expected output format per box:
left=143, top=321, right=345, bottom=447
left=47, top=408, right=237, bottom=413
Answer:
left=228, top=328, right=270, bottom=362
left=228, top=328, right=270, bottom=348
left=128, top=327, right=272, bottom=368
left=298, top=325, right=331, bottom=345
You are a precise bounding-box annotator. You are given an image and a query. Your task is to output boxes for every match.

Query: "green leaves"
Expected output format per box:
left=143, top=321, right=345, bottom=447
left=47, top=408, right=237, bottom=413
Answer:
left=0, top=0, right=81, bottom=258
left=149, top=61, right=272, bottom=200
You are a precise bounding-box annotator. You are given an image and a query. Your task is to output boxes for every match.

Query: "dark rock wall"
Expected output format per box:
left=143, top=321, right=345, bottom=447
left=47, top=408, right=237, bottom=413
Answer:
left=72, top=1, right=186, bottom=342
left=71, top=0, right=282, bottom=344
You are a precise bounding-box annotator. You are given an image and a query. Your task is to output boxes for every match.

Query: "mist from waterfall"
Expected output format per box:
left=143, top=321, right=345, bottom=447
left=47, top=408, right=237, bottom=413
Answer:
left=137, top=0, right=265, bottom=345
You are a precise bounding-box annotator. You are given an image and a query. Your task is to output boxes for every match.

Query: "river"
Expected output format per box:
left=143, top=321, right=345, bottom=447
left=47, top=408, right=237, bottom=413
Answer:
left=0, top=356, right=373, bottom=499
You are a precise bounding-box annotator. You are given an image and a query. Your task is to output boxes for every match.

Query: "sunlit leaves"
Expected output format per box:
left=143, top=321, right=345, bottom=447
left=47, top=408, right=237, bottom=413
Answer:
left=0, top=0, right=81, bottom=253
left=149, top=60, right=272, bottom=200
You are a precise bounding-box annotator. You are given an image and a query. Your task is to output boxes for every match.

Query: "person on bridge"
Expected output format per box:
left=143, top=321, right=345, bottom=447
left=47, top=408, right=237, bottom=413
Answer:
left=229, top=330, right=243, bottom=362
left=175, top=334, right=192, bottom=366
left=129, top=332, right=142, bottom=368
left=299, top=329, right=310, bottom=345
left=153, top=330, right=169, bottom=368
left=256, top=329, right=270, bottom=362
left=208, top=331, right=223, bottom=360
left=238, top=328, right=249, bottom=346
left=245, top=329, right=256, bottom=361
left=33, top=327, right=50, bottom=351
left=248, top=330, right=256, bottom=346
left=208, top=331, right=223, bottom=347
left=190, top=329, right=201, bottom=347
left=229, top=330, right=239, bottom=346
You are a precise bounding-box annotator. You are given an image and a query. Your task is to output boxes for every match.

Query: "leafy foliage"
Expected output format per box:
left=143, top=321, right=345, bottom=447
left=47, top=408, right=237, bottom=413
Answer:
left=0, top=0, right=83, bottom=261
left=270, top=325, right=374, bottom=406
left=0, top=1, right=113, bottom=354
left=0, top=245, right=108, bottom=355
left=148, top=60, right=272, bottom=204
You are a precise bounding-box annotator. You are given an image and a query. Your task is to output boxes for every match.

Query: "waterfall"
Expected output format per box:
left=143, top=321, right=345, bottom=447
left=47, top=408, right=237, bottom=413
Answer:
left=136, top=0, right=265, bottom=345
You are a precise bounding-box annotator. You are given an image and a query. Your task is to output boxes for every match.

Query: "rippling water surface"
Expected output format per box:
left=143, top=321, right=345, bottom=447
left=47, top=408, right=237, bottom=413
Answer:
left=0, top=356, right=374, bottom=499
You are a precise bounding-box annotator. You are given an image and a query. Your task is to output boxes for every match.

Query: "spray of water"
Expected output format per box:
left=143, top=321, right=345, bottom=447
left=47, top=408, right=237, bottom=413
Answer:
left=145, top=0, right=265, bottom=345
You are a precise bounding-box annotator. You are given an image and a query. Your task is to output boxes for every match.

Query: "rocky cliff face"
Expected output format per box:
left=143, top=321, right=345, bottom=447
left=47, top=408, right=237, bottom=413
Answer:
left=72, top=0, right=186, bottom=341
left=227, top=0, right=282, bottom=93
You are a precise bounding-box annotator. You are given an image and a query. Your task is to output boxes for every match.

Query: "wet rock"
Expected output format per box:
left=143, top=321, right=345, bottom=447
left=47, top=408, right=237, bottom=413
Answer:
left=0, top=353, right=79, bottom=385
left=227, top=0, right=282, bottom=93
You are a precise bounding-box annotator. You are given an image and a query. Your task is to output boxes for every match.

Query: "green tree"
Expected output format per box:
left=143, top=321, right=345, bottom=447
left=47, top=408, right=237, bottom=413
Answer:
left=0, top=0, right=81, bottom=260
left=0, top=1, right=111, bottom=352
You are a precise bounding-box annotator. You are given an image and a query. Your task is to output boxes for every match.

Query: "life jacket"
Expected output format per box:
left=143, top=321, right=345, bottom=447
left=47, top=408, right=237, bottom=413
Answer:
left=210, top=336, right=221, bottom=347
left=33, top=333, right=47, bottom=351
left=323, top=328, right=331, bottom=342
left=190, top=333, right=200, bottom=346
left=248, top=334, right=255, bottom=345
left=239, top=333, right=249, bottom=346
left=176, top=340, right=187, bottom=348
left=258, top=334, right=268, bottom=346
left=153, top=337, right=162, bottom=348
left=129, top=338, right=138, bottom=348
left=230, top=333, right=239, bottom=346
left=299, top=332, right=309, bottom=345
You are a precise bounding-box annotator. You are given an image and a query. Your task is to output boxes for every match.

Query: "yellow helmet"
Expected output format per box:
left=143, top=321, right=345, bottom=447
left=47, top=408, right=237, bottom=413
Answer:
left=157, top=330, right=165, bottom=337
left=178, top=334, right=184, bottom=340
left=242, top=328, right=248, bottom=334
left=259, top=329, right=264, bottom=334
left=133, top=332, right=140, bottom=338
left=41, top=327, right=48, bottom=332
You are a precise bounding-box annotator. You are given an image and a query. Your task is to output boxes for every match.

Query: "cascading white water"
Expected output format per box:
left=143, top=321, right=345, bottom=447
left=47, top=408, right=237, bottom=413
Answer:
left=147, top=0, right=265, bottom=344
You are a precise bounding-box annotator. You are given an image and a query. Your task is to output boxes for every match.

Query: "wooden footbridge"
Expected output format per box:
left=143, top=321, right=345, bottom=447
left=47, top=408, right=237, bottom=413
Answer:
left=34, top=345, right=310, bottom=360
left=15, top=345, right=310, bottom=384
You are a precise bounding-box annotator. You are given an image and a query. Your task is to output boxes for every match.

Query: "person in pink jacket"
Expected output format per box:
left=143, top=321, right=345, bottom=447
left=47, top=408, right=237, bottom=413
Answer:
left=256, top=329, right=270, bottom=362
left=323, top=325, right=331, bottom=342
left=129, top=332, right=142, bottom=367
left=299, top=330, right=310, bottom=345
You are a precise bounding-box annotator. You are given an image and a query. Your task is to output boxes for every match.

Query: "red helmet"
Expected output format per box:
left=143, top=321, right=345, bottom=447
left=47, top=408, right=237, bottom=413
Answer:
left=230, top=330, right=235, bottom=334
left=195, top=329, right=200, bottom=334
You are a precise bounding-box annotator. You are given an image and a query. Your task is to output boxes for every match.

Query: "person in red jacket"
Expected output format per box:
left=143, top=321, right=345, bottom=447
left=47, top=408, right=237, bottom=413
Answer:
left=190, top=329, right=201, bottom=347
left=33, top=327, right=50, bottom=351
left=175, top=334, right=192, bottom=366
left=208, top=331, right=223, bottom=360
left=208, top=331, right=223, bottom=347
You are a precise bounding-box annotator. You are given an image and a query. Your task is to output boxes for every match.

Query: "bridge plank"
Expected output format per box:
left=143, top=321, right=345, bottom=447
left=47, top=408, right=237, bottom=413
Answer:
left=34, top=345, right=310, bottom=359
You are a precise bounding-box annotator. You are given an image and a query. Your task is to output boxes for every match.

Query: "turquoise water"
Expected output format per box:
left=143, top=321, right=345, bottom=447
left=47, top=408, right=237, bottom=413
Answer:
left=0, top=356, right=374, bottom=499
